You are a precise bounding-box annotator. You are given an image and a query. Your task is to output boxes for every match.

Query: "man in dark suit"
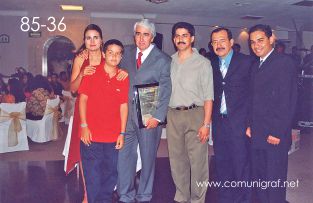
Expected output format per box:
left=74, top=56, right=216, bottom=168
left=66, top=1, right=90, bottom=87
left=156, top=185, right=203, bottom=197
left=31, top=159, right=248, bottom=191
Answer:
left=210, top=27, right=254, bottom=203
left=117, top=19, right=171, bottom=203
left=247, top=24, right=297, bottom=203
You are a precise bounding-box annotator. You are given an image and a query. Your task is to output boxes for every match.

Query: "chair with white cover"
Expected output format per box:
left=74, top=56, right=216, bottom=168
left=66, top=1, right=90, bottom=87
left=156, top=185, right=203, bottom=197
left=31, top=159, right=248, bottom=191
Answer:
left=63, top=115, right=74, bottom=172
left=60, top=90, right=76, bottom=125
left=27, top=96, right=61, bottom=143
left=0, top=102, right=29, bottom=153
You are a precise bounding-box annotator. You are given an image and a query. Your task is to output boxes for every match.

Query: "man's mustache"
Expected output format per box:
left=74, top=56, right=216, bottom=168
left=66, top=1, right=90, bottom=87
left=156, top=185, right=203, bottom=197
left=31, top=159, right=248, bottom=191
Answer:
left=177, top=41, right=186, bottom=45
left=216, top=47, right=225, bottom=51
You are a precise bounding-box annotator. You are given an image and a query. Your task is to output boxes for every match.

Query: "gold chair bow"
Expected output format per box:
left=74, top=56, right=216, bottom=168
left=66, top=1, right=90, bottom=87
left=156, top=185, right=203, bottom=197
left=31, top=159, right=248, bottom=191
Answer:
left=0, top=110, right=26, bottom=147
left=45, top=106, right=62, bottom=140
left=63, top=96, right=73, bottom=118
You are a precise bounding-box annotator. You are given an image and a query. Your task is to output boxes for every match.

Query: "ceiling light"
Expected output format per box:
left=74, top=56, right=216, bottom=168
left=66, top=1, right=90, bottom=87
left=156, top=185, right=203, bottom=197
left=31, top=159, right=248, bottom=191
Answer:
left=292, top=0, right=313, bottom=7
left=91, top=12, right=157, bottom=19
left=60, top=5, right=84, bottom=11
left=146, top=0, right=169, bottom=4
left=241, top=15, right=264, bottom=20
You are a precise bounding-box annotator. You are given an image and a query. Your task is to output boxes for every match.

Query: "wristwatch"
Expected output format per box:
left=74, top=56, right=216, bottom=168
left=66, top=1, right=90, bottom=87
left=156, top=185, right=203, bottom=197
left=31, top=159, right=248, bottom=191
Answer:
left=203, top=123, right=211, bottom=129
left=80, top=123, right=88, bottom=128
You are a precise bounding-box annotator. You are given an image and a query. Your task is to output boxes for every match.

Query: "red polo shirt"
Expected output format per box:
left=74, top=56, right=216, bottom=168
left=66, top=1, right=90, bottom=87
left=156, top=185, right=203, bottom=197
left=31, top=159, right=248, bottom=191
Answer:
left=78, top=67, right=129, bottom=143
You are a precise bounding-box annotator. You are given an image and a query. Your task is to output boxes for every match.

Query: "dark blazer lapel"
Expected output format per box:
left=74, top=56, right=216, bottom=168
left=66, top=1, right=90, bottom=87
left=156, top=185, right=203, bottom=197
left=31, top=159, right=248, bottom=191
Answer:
left=258, top=50, right=276, bottom=72
left=224, top=53, right=239, bottom=79
left=129, top=46, right=138, bottom=73
left=212, top=59, right=223, bottom=80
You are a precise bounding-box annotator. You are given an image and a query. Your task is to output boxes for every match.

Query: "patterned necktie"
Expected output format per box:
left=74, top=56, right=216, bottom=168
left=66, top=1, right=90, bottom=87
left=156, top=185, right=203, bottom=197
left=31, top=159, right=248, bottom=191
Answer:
left=220, top=59, right=227, bottom=78
left=137, top=52, right=143, bottom=69
left=220, top=59, right=227, bottom=114
left=259, top=59, right=264, bottom=68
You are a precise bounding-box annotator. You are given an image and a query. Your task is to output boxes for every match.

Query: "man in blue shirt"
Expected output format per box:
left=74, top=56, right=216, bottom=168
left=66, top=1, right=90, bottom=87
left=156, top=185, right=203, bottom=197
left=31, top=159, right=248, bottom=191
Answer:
left=210, top=27, right=254, bottom=203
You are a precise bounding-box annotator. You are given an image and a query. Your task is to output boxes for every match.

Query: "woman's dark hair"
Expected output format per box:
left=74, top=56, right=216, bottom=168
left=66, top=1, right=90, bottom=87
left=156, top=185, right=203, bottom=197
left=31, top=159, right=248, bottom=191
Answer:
left=0, top=76, right=8, bottom=94
left=103, top=39, right=124, bottom=54
left=8, top=78, right=25, bottom=103
left=22, top=72, right=34, bottom=92
left=76, top=24, right=103, bottom=55
left=28, top=75, right=53, bottom=93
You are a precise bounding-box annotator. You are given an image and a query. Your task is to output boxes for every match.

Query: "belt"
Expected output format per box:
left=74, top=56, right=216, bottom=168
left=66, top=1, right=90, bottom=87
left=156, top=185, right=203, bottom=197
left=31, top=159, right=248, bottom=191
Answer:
left=174, top=104, right=198, bottom=111
left=220, top=114, right=228, bottom=118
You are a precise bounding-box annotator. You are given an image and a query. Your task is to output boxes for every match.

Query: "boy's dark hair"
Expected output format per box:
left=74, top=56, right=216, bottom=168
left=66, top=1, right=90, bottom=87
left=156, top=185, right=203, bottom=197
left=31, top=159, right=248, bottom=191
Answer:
left=172, top=22, right=195, bottom=39
left=103, top=39, right=124, bottom=54
left=249, top=24, right=272, bottom=38
left=210, top=27, right=233, bottom=41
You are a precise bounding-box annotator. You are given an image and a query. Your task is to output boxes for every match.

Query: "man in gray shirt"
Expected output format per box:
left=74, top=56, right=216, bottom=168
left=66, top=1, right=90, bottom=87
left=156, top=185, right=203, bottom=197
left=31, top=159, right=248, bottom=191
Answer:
left=167, top=22, right=214, bottom=203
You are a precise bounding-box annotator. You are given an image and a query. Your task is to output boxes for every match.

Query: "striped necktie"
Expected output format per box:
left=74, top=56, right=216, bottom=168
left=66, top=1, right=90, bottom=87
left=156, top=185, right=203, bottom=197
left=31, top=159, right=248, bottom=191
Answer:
left=259, top=59, right=264, bottom=68
left=220, top=59, right=227, bottom=78
left=220, top=59, right=227, bottom=114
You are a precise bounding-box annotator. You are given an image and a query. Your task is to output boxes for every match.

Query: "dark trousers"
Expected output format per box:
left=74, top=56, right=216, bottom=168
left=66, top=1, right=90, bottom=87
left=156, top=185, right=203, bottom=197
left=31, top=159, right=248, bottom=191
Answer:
left=251, top=148, right=289, bottom=203
left=81, top=141, right=118, bottom=203
left=213, top=118, right=251, bottom=203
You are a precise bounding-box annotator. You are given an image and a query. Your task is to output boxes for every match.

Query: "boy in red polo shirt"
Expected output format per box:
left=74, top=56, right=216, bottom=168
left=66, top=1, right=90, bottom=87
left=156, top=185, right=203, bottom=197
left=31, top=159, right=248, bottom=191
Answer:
left=78, top=39, right=129, bottom=203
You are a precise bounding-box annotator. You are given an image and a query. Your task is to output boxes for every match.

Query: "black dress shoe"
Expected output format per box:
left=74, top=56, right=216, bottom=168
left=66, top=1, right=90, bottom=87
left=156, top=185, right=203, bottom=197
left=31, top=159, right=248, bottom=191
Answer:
left=111, top=192, right=118, bottom=203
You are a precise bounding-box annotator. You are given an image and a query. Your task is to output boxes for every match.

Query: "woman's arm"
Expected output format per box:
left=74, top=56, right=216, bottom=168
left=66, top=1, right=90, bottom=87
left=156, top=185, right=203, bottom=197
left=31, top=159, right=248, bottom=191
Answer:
left=70, top=56, right=96, bottom=93
left=79, top=94, right=92, bottom=145
left=70, top=56, right=84, bottom=92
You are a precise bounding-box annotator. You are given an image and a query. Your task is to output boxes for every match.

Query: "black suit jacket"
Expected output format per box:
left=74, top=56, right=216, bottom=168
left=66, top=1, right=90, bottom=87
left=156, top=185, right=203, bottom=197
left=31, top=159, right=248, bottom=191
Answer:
left=248, top=51, right=298, bottom=150
left=212, top=52, right=254, bottom=138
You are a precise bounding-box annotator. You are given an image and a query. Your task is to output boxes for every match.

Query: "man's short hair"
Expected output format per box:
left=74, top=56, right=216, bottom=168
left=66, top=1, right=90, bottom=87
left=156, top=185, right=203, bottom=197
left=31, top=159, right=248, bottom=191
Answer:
left=172, top=22, right=195, bottom=39
left=134, top=19, right=156, bottom=37
left=249, top=24, right=272, bottom=38
left=210, top=27, right=233, bottom=41
left=103, top=39, right=124, bottom=54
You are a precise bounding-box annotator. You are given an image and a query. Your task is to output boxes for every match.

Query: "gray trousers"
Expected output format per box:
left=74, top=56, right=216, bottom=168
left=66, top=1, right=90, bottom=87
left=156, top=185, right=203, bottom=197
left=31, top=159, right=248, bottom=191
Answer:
left=167, top=107, right=209, bottom=203
left=117, top=117, right=162, bottom=203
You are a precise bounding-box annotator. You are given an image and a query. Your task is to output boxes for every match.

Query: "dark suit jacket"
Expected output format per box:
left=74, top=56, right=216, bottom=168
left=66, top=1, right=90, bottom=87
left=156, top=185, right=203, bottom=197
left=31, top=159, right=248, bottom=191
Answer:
left=212, top=52, right=254, bottom=138
left=120, top=44, right=172, bottom=127
left=248, top=51, right=298, bottom=150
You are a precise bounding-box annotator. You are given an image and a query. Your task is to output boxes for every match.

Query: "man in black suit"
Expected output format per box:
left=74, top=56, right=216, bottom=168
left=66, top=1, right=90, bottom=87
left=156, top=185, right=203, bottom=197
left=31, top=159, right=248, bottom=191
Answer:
left=247, top=24, right=297, bottom=203
left=210, top=27, right=254, bottom=203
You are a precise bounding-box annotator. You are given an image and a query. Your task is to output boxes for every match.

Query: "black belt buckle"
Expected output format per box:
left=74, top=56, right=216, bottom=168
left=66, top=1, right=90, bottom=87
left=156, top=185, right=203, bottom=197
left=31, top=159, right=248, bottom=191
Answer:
left=175, top=104, right=197, bottom=111
left=220, top=114, right=228, bottom=118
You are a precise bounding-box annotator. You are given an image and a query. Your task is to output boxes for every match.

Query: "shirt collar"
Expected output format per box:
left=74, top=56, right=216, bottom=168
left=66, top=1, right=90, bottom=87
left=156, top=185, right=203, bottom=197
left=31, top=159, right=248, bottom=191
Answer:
left=136, top=44, right=155, bottom=63
left=260, top=48, right=274, bottom=62
left=172, top=48, right=200, bottom=62
left=218, top=49, right=233, bottom=67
